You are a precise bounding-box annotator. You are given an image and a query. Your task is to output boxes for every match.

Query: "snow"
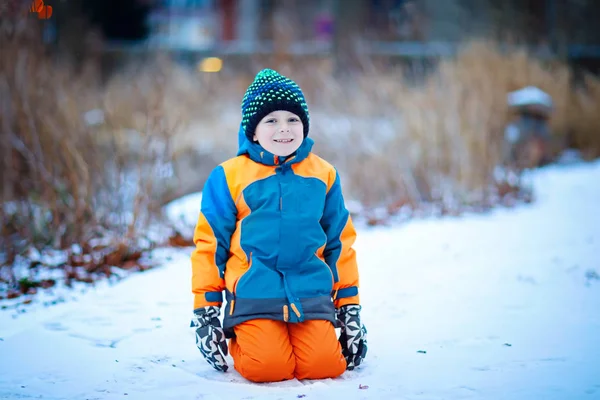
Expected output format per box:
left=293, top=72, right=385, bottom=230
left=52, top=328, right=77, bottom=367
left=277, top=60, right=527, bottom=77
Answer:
left=163, top=191, right=202, bottom=239
left=507, top=86, right=553, bottom=108
left=2, top=159, right=600, bottom=400
left=83, top=109, right=105, bottom=126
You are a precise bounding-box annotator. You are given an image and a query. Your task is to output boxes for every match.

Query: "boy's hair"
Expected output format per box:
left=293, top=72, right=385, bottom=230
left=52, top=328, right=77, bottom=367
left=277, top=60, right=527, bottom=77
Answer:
left=241, top=69, right=310, bottom=140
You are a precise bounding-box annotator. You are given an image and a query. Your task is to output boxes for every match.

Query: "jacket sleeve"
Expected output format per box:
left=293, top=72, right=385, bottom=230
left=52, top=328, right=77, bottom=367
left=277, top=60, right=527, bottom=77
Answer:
left=320, top=168, right=360, bottom=309
left=191, top=165, right=237, bottom=310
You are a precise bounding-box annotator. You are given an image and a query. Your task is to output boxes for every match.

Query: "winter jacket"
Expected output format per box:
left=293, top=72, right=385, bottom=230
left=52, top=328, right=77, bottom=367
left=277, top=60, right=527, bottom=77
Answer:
left=191, top=129, right=360, bottom=335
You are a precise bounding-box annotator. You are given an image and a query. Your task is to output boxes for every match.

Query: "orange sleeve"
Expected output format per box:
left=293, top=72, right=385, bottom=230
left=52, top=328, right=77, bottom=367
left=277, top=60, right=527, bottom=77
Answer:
left=191, top=165, right=237, bottom=310
left=321, top=168, right=360, bottom=308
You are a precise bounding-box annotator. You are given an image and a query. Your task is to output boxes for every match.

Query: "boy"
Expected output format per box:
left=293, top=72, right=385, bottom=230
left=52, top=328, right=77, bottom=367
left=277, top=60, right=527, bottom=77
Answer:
left=190, top=69, right=367, bottom=383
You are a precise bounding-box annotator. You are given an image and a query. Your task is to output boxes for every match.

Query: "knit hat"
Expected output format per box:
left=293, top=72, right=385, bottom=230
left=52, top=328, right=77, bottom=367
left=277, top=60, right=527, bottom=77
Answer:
left=241, top=69, right=310, bottom=141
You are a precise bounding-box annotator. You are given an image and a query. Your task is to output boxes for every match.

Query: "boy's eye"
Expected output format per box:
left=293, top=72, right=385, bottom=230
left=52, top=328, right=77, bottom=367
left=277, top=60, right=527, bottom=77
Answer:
left=265, top=119, right=276, bottom=123
left=289, top=117, right=299, bottom=122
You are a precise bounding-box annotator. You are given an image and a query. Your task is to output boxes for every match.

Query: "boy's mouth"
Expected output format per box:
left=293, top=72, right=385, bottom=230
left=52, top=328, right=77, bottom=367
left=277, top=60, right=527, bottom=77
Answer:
left=274, top=139, right=293, bottom=143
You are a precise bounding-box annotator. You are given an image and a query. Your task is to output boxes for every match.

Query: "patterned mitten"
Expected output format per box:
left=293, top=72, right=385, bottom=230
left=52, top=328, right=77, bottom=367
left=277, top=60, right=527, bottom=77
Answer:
left=337, top=304, right=368, bottom=370
left=190, top=306, right=228, bottom=372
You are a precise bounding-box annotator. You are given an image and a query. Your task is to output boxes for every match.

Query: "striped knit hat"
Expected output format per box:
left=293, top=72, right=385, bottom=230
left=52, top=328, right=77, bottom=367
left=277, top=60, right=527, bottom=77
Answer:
left=241, top=69, right=310, bottom=141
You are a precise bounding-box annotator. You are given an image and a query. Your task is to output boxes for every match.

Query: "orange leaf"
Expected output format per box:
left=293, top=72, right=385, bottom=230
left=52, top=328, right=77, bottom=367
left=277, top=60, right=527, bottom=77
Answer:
left=37, top=6, right=52, bottom=19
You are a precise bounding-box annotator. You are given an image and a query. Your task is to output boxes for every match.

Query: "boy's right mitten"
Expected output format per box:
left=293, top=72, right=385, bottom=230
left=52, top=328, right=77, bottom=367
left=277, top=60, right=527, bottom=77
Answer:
left=190, top=306, right=229, bottom=372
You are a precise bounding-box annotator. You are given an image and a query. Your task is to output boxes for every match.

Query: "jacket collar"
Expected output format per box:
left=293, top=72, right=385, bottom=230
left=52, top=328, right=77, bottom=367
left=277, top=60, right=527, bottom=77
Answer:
left=236, top=123, right=313, bottom=166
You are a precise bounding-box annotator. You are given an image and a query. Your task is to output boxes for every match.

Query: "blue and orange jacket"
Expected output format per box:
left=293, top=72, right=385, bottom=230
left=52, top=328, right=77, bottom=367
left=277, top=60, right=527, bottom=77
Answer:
left=191, top=128, right=360, bottom=333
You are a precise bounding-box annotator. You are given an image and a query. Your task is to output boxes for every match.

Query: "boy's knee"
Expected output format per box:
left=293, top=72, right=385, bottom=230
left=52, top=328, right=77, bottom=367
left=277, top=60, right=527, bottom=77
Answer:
left=229, top=320, right=296, bottom=383
left=294, top=348, right=347, bottom=380
left=235, top=351, right=296, bottom=383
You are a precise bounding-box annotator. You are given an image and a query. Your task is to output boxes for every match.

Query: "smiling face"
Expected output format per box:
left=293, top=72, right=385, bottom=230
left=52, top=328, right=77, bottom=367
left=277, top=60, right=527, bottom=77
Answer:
left=252, top=110, right=304, bottom=157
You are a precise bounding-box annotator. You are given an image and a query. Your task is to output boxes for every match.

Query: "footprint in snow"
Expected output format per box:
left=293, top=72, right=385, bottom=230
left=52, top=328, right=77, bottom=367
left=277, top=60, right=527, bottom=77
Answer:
left=44, top=322, right=69, bottom=332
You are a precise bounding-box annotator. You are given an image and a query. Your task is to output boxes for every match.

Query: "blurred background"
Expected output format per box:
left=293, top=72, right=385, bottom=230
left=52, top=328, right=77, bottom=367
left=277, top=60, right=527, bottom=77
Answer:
left=1, top=0, right=600, bottom=293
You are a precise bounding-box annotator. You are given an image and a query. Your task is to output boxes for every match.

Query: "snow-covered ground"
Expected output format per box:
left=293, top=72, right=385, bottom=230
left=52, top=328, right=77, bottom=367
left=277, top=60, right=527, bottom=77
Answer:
left=1, top=159, right=600, bottom=400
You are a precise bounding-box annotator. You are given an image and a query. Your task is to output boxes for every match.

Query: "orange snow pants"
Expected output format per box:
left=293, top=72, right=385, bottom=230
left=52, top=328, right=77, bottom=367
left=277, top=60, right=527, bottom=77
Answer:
left=229, top=319, right=347, bottom=382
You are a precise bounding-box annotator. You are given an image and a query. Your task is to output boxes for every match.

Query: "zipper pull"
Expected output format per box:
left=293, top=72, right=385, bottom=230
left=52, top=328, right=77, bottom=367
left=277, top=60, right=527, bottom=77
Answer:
left=280, top=197, right=282, bottom=210
left=290, top=303, right=302, bottom=318
left=283, top=305, right=289, bottom=322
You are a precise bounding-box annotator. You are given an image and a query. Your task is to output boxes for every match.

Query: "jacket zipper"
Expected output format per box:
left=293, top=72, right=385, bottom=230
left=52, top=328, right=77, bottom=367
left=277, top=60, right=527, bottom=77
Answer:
left=230, top=251, right=252, bottom=316
left=278, top=171, right=283, bottom=211
left=321, top=256, right=336, bottom=299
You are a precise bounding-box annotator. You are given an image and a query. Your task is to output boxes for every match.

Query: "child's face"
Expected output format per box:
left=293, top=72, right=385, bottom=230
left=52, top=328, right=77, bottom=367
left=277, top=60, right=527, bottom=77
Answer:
left=253, top=110, right=304, bottom=157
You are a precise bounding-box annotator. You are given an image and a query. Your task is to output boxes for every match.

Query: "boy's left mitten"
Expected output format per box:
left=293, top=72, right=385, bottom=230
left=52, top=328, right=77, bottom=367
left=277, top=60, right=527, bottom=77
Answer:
left=190, top=306, right=229, bottom=372
left=337, top=304, right=368, bottom=370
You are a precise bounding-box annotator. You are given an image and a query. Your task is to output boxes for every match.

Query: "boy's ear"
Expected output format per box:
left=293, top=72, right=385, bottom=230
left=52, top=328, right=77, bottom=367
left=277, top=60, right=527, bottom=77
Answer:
left=252, top=134, right=258, bottom=142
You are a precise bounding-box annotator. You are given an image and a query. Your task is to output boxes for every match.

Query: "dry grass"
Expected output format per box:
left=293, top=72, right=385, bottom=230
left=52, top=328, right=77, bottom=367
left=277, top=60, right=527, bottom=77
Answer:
left=2, top=13, right=600, bottom=298
left=0, top=17, right=192, bottom=294
left=296, top=41, right=600, bottom=215
left=568, top=73, right=600, bottom=157
left=185, top=41, right=600, bottom=219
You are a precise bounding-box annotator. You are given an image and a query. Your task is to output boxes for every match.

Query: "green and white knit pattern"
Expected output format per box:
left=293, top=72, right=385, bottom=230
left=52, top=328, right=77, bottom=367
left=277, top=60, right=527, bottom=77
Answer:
left=241, top=69, right=310, bottom=138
